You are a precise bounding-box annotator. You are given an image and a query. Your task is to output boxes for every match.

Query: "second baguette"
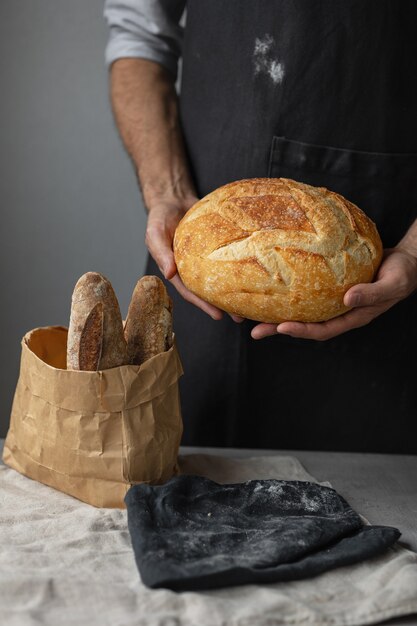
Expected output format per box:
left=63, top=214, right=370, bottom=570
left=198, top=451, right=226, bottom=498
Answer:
left=124, top=276, right=173, bottom=365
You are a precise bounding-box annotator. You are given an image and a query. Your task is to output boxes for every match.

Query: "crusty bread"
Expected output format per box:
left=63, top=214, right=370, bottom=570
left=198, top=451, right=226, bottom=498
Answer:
left=124, top=276, right=173, bottom=365
left=173, top=177, right=383, bottom=323
left=78, top=302, right=104, bottom=371
left=67, top=272, right=128, bottom=370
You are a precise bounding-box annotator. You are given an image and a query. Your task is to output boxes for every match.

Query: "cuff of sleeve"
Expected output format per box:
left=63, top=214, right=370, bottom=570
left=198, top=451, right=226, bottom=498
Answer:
left=105, top=39, right=179, bottom=79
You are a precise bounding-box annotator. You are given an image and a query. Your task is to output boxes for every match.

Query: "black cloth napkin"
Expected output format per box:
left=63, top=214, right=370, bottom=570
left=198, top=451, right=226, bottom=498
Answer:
left=125, top=475, right=400, bottom=591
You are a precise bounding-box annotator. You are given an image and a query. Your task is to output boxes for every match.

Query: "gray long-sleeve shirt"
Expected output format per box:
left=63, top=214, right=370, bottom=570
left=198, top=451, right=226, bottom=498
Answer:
left=103, top=0, right=186, bottom=78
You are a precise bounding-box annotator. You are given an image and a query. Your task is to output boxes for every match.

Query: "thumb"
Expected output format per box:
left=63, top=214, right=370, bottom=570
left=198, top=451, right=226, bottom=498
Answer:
left=344, top=280, right=388, bottom=308
left=145, top=222, right=177, bottom=279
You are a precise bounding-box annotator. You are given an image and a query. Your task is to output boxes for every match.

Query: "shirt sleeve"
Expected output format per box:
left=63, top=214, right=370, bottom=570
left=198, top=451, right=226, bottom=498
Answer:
left=103, top=0, right=186, bottom=78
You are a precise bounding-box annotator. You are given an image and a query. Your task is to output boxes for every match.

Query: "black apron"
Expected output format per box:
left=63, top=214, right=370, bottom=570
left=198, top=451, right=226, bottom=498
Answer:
left=146, top=0, right=417, bottom=453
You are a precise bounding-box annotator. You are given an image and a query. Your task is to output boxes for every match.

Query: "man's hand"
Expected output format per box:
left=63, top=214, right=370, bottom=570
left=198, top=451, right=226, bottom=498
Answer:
left=251, top=247, right=417, bottom=341
left=110, top=58, right=227, bottom=321
left=146, top=198, right=224, bottom=320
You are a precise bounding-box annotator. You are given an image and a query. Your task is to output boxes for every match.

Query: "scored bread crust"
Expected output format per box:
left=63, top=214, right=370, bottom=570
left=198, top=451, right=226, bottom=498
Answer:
left=78, top=302, right=104, bottom=371
left=124, top=276, right=173, bottom=366
left=67, top=272, right=128, bottom=370
left=173, top=177, right=383, bottom=323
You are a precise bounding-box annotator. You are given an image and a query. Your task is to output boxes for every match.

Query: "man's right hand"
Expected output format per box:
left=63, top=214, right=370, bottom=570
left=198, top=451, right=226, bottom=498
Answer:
left=145, top=198, right=224, bottom=320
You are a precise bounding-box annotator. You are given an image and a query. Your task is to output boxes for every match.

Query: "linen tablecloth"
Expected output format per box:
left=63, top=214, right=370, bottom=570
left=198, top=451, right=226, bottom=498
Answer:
left=1, top=450, right=417, bottom=625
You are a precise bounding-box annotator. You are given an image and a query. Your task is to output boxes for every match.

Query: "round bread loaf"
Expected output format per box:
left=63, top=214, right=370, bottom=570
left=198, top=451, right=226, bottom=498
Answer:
left=173, top=178, right=383, bottom=323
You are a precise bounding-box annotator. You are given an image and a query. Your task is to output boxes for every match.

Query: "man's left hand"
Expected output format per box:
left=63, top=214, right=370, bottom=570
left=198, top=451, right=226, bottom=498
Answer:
left=251, top=247, right=417, bottom=341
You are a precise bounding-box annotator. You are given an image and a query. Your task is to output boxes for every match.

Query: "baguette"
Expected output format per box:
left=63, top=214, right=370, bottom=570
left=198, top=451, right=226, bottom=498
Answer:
left=124, top=276, right=173, bottom=366
left=67, top=272, right=128, bottom=370
left=78, top=302, right=104, bottom=371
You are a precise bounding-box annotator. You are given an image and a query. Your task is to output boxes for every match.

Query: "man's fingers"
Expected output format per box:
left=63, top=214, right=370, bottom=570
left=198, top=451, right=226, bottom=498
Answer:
left=251, top=308, right=375, bottom=341
left=170, top=274, right=223, bottom=320
left=344, top=282, right=386, bottom=308
left=145, top=222, right=177, bottom=279
left=343, top=265, right=408, bottom=307
left=251, top=324, right=279, bottom=339
left=276, top=306, right=379, bottom=340
left=146, top=218, right=223, bottom=319
left=230, top=314, right=245, bottom=323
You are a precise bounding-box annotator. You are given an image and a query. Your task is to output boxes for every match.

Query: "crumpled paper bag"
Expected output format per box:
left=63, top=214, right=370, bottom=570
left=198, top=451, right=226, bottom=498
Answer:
left=2, top=325, right=184, bottom=508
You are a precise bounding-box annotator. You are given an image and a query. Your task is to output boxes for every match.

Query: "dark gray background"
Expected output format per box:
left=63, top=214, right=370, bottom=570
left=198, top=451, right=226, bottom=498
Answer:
left=0, top=1, right=148, bottom=436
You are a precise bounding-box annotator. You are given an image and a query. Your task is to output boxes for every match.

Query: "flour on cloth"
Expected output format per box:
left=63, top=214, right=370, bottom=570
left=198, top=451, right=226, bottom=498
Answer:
left=1, top=451, right=417, bottom=626
left=125, top=475, right=400, bottom=591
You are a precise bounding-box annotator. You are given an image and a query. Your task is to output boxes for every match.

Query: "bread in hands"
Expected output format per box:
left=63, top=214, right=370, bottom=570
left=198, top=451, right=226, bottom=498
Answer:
left=173, top=177, right=383, bottom=323
left=67, top=272, right=128, bottom=370
left=124, top=275, right=173, bottom=366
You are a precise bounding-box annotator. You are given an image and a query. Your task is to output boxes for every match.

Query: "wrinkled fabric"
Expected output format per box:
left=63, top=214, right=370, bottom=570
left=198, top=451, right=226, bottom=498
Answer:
left=2, top=447, right=417, bottom=625
left=103, top=0, right=185, bottom=77
left=125, top=475, right=400, bottom=591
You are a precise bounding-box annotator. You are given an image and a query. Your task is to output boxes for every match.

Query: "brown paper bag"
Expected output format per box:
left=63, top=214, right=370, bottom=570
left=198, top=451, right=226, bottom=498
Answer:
left=2, top=325, right=184, bottom=508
